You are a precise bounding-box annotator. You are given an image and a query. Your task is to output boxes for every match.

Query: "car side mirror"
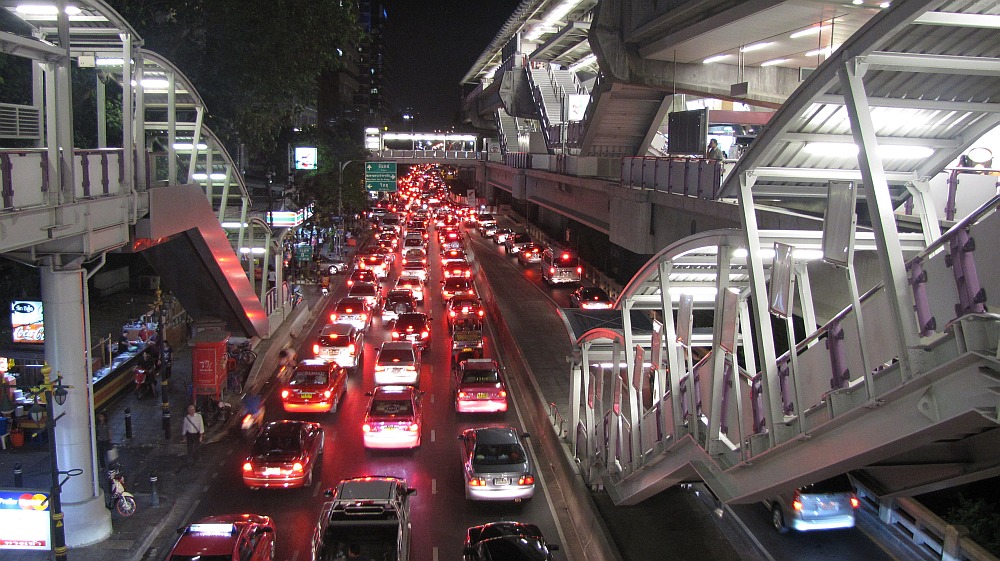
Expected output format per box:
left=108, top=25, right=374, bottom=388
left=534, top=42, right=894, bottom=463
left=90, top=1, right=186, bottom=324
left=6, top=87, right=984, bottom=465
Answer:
left=323, top=488, right=334, bottom=498
left=406, top=487, right=417, bottom=496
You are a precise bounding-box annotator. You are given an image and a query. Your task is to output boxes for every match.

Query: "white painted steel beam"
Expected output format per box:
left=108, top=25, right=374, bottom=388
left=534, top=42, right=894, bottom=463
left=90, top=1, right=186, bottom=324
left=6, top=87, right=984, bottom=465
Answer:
left=781, top=133, right=960, bottom=149
left=913, top=12, right=1000, bottom=28
left=863, top=51, right=1000, bottom=75
left=752, top=167, right=917, bottom=182
left=813, top=94, right=1000, bottom=114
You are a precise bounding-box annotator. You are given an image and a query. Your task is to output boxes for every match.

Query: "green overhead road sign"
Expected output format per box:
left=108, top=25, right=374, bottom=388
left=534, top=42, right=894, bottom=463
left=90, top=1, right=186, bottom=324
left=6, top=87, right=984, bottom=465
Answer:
left=365, top=161, right=398, bottom=192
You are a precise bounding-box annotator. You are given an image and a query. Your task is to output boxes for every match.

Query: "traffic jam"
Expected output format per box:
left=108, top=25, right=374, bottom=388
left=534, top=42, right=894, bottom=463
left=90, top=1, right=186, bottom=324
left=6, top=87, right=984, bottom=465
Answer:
left=165, top=164, right=579, bottom=561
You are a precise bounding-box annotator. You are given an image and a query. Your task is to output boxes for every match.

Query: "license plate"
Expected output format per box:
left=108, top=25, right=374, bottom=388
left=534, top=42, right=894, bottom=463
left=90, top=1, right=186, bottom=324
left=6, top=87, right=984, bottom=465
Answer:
left=299, top=393, right=313, bottom=399
left=263, top=467, right=281, bottom=475
left=476, top=393, right=488, bottom=399
left=494, top=477, right=510, bottom=486
left=462, top=347, right=473, bottom=352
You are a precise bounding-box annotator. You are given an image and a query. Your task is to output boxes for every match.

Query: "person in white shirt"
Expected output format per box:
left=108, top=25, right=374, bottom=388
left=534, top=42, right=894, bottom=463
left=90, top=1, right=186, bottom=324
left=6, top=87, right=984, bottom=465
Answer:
left=182, top=404, right=205, bottom=465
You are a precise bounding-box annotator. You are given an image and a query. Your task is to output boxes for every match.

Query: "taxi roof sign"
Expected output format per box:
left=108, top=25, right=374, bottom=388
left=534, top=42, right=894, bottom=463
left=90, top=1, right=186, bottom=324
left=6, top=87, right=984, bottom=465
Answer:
left=188, top=523, right=236, bottom=535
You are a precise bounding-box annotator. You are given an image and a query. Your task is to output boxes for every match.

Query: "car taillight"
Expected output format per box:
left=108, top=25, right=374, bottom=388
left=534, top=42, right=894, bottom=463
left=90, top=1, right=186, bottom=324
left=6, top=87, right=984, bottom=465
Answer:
left=361, top=313, right=368, bottom=321
left=313, top=344, right=319, bottom=354
left=375, top=364, right=385, bottom=372
left=550, top=267, right=556, bottom=275
left=408, top=423, right=419, bottom=431
left=330, top=313, right=338, bottom=322
left=458, top=391, right=467, bottom=399
left=292, top=462, right=303, bottom=472
left=281, top=389, right=289, bottom=398
left=421, top=330, right=429, bottom=339
left=577, top=267, right=583, bottom=274
left=519, top=475, right=535, bottom=485
left=469, top=477, right=486, bottom=487
left=348, top=343, right=356, bottom=353
left=449, top=310, right=456, bottom=317
left=243, top=462, right=253, bottom=471
left=347, top=279, right=355, bottom=286
left=477, top=310, right=485, bottom=317
left=793, top=498, right=803, bottom=511
left=391, top=331, right=400, bottom=339
left=500, top=390, right=507, bottom=397
left=850, top=496, right=860, bottom=509
left=363, top=423, right=371, bottom=432
left=405, top=365, right=416, bottom=371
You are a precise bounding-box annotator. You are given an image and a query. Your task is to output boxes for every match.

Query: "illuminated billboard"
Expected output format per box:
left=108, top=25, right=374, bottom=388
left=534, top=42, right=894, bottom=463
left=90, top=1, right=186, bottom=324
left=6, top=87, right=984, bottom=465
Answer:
left=11, top=301, right=44, bottom=344
left=294, top=146, right=318, bottom=170
left=0, top=490, right=51, bottom=551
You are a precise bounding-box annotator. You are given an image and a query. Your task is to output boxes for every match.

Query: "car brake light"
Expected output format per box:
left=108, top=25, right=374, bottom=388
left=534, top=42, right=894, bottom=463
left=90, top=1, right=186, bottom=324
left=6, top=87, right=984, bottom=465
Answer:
left=793, top=499, right=803, bottom=511
left=324, top=390, right=332, bottom=398
left=347, top=279, right=355, bottom=286
left=391, top=331, right=400, bottom=339
left=243, top=462, right=253, bottom=471
left=469, top=477, right=486, bottom=487
left=361, top=313, right=368, bottom=321
left=408, top=423, right=419, bottom=431
left=449, top=310, right=456, bottom=317
left=550, top=267, right=556, bottom=275
left=292, top=462, right=303, bottom=472
left=577, top=267, right=583, bottom=274
left=348, top=343, right=356, bottom=353
left=405, top=365, right=416, bottom=371
left=281, top=389, right=289, bottom=398
left=478, top=310, right=484, bottom=317
left=500, top=390, right=507, bottom=397
left=421, top=331, right=429, bottom=339
left=850, top=496, right=860, bottom=509
left=363, top=423, right=371, bottom=432
left=519, top=475, right=535, bottom=485
left=330, top=313, right=338, bottom=322
left=374, top=364, right=385, bottom=372
left=458, top=391, right=467, bottom=399
left=313, top=344, right=320, bottom=354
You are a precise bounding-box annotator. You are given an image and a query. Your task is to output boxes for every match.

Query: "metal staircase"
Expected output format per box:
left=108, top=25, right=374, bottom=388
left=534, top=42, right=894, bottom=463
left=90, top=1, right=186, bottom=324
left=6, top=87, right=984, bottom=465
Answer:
left=496, top=110, right=520, bottom=153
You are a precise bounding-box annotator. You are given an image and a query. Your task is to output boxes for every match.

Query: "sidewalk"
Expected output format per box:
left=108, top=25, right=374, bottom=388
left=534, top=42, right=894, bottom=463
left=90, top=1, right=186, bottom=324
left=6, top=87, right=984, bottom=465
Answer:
left=0, top=281, right=334, bottom=561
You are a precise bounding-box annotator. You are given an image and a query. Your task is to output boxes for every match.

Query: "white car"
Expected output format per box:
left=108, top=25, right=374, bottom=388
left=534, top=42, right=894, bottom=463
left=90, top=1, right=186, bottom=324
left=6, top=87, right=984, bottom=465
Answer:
left=395, top=275, right=425, bottom=303
left=313, top=322, right=364, bottom=372
left=373, top=342, right=421, bottom=386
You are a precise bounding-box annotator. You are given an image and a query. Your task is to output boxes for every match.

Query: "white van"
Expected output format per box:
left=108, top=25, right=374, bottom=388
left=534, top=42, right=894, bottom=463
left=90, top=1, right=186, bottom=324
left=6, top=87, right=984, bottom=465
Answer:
left=541, top=246, right=582, bottom=285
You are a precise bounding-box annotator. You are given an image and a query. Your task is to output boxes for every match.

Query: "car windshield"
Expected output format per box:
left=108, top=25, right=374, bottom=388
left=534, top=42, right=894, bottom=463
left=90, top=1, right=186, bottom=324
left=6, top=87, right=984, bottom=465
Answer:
left=556, top=255, right=579, bottom=267
left=379, top=349, right=414, bottom=363
left=290, top=371, right=328, bottom=385
left=351, top=285, right=378, bottom=296
left=462, top=369, right=499, bottom=384
left=513, top=234, right=530, bottom=243
left=803, top=475, right=854, bottom=493
left=369, top=399, right=414, bottom=417
left=474, top=443, right=525, bottom=465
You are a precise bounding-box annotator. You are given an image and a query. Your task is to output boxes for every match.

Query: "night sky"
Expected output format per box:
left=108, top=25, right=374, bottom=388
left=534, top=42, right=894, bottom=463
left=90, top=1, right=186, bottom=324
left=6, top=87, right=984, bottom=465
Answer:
left=385, top=0, right=522, bottom=131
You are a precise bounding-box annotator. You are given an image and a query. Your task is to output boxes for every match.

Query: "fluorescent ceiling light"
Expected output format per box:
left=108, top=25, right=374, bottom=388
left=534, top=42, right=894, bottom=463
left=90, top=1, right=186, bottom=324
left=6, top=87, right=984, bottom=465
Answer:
left=853, top=0, right=864, bottom=4
left=703, top=54, right=730, bottom=64
left=192, top=173, right=227, bottom=181
left=790, top=25, right=829, bottom=39
left=136, top=78, right=169, bottom=89
left=880, top=1, right=890, bottom=6
left=172, top=142, right=208, bottom=150
left=740, top=42, right=773, bottom=53
left=803, top=142, right=934, bottom=159
left=760, top=59, right=788, bottom=67
left=96, top=58, right=124, bottom=66
left=15, top=4, right=81, bottom=15
left=806, top=46, right=839, bottom=57
left=543, top=0, right=581, bottom=25
left=569, top=54, right=597, bottom=72
left=221, top=222, right=249, bottom=229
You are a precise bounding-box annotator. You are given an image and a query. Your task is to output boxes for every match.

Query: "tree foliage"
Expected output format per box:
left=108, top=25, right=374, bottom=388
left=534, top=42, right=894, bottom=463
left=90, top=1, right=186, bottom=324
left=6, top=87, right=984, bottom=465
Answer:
left=946, top=494, right=1000, bottom=556
left=106, top=0, right=364, bottom=159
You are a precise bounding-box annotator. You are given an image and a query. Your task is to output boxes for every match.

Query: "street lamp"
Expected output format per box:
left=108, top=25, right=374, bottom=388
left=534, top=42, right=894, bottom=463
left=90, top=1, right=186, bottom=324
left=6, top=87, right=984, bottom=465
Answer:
left=1, top=364, right=78, bottom=561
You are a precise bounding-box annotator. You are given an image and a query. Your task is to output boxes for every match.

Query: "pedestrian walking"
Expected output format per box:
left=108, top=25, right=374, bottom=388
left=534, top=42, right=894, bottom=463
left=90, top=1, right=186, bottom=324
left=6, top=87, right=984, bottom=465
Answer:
left=182, top=404, right=205, bottom=465
left=95, top=412, right=112, bottom=468
left=706, top=138, right=725, bottom=161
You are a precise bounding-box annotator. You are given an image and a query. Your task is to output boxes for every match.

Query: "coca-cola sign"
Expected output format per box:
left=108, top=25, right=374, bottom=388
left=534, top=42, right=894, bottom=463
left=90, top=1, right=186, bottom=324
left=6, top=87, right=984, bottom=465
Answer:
left=11, top=300, right=44, bottom=344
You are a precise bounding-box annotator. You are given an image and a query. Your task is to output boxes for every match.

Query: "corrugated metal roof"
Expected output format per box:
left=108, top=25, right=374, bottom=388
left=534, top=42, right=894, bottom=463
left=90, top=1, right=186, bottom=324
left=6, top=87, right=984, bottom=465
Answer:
left=721, top=0, right=1000, bottom=208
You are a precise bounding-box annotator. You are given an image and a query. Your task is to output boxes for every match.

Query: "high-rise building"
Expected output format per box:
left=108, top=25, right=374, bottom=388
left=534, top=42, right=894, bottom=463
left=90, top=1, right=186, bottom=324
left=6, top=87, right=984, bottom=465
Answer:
left=356, top=1, right=391, bottom=129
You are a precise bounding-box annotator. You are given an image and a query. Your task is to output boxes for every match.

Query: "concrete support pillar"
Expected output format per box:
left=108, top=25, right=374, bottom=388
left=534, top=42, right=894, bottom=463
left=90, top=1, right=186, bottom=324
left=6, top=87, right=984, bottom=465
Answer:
left=41, top=262, right=112, bottom=547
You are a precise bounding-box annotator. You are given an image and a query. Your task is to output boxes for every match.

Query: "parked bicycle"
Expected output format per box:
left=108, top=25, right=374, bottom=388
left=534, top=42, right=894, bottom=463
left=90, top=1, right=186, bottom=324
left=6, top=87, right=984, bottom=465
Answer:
left=200, top=395, right=233, bottom=428
left=106, top=463, right=136, bottom=516
left=226, top=340, right=257, bottom=369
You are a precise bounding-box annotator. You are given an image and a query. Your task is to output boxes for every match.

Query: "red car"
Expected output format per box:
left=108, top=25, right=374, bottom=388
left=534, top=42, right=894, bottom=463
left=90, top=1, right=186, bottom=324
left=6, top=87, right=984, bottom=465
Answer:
left=166, top=514, right=275, bottom=561
left=280, top=359, right=348, bottom=413
left=454, top=359, right=507, bottom=413
left=242, top=420, right=324, bottom=489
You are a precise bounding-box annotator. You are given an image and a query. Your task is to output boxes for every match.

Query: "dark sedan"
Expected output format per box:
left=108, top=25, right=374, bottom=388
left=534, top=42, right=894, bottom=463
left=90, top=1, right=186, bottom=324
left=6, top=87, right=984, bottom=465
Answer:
left=464, top=521, right=559, bottom=561
left=242, top=420, right=324, bottom=489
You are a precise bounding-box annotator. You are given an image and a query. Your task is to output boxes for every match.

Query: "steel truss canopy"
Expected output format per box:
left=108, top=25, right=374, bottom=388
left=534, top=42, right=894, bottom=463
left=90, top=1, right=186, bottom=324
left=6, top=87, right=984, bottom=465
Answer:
left=461, top=0, right=599, bottom=84
left=2, top=0, right=141, bottom=51
left=721, top=0, right=1000, bottom=211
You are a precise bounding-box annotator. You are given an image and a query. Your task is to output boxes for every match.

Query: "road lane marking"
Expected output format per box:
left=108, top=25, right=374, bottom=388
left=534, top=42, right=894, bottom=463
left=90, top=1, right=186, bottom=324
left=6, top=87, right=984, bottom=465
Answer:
left=430, top=393, right=435, bottom=404
left=431, top=429, right=436, bottom=442
left=211, top=472, right=218, bottom=479
left=313, top=480, right=323, bottom=497
left=202, top=484, right=210, bottom=492
left=432, top=478, right=437, bottom=494
left=290, top=550, right=299, bottom=561
left=433, top=546, right=439, bottom=561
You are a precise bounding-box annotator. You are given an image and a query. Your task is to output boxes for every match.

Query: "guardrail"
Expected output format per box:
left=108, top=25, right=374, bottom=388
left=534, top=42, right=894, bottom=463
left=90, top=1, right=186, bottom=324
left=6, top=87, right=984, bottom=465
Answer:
left=1, top=148, right=131, bottom=211
left=374, top=149, right=482, bottom=161
left=621, top=156, right=723, bottom=200
left=548, top=402, right=567, bottom=438
left=854, top=480, right=1000, bottom=561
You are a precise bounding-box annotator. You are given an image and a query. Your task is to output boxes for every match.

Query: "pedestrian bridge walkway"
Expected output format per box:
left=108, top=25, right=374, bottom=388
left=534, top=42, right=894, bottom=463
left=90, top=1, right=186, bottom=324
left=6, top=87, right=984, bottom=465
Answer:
left=565, top=0, right=1000, bottom=506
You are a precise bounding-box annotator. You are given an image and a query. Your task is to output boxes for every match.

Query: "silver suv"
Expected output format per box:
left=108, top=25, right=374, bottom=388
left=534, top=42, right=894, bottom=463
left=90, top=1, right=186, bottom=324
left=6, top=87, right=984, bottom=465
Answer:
left=765, top=474, right=858, bottom=533
left=313, top=323, right=364, bottom=372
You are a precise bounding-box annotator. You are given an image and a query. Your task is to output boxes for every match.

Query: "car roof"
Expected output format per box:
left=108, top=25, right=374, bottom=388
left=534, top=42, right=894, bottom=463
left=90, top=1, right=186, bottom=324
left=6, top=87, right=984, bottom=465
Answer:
left=321, top=323, right=355, bottom=336
left=337, top=297, right=367, bottom=307
left=462, top=358, right=497, bottom=369
left=373, top=385, right=417, bottom=397
left=380, top=341, right=416, bottom=351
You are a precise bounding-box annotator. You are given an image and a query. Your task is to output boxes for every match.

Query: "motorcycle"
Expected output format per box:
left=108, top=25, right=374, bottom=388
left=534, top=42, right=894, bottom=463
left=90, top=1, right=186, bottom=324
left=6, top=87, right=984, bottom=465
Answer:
left=239, top=405, right=266, bottom=442
left=134, top=365, right=156, bottom=399
left=106, top=464, right=137, bottom=516
left=201, top=395, right=233, bottom=428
